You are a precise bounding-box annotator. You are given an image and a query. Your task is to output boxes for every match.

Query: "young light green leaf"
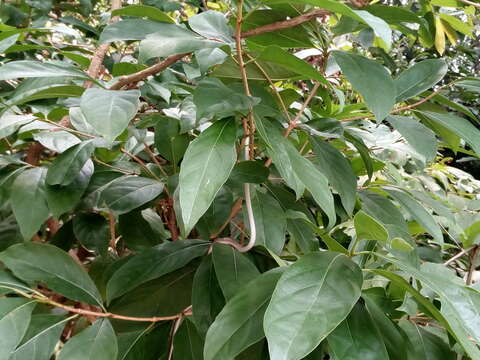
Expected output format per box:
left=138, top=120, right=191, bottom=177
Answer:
left=11, top=167, right=50, bottom=240
left=80, top=88, right=140, bottom=141
left=354, top=210, right=388, bottom=242
left=58, top=319, right=117, bottom=360
left=264, top=252, right=363, bottom=360
left=0, top=298, right=36, bottom=360
left=10, top=314, right=70, bottom=360
left=212, top=243, right=260, bottom=300
left=310, top=137, right=357, bottom=215
left=106, top=240, right=210, bottom=302
left=331, top=51, right=395, bottom=121
left=391, top=237, right=414, bottom=251
left=178, top=119, right=237, bottom=236
left=419, top=111, right=480, bottom=156
left=387, top=115, right=437, bottom=163
left=46, top=140, right=96, bottom=186
left=394, top=59, right=447, bottom=102
left=204, top=268, right=285, bottom=360
left=98, top=175, right=164, bottom=215
left=327, top=302, right=389, bottom=360
left=0, top=243, right=102, bottom=305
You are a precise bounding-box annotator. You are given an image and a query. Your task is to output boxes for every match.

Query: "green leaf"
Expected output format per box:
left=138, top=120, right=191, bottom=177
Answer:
left=257, top=46, right=328, bottom=84
left=384, top=187, right=443, bottom=245
left=139, top=24, right=223, bottom=61
left=193, top=78, right=259, bottom=120
left=178, top=119, right=237, bottom=236
left=154, top=116, right=190, bottom=166
left=106, top=240, right=209, bottom=302
left=439, top=13, right=473, bottom=36
left=327, top=302, right=389, bottom=360
left=419, top=111, right=480, bottom=156
left=80, top=89, right=140, bottom=141
left=394, top=59, right=447, bottom=102
left=0, top=114, right=35, bottom=139
left=250, top=189, right=286, bottom=254
left=73, top=213, right=109, bottom=255
left=0, top=242, right=102, bottom=306
left=387, top=115, right=437, bottom=163
left=33, top=130, right=81, bottom=153
left=332, top=51, right=395, bottom=121
left=45, top=159, right=94, bottom=218
left=204, top=268, right=285, bottom=360
left=391, top=237, right=414, bottom=251
left=98, top=175, right=164, bottom=215
left=212, top=243, right=260, bottom=300
left=11, top=167, right=50, bottom=240
left=264, top=252, right=363, bottom=360
left=10, top=314, right=70, bottom=360
left=354, top=210, right=388, bottom=242
left=230, top=161, right=269, bottom=184
left=99, top=19, right=162, bottom=42
left=0, top=33, right=19, bottom=53
left=111, top=5, right=175, bottom=23
left=188, top=10, right=233, bottom=43
left=173, top=318, right=204, bottom=359
left=58, top=319, right=118, bottom=360
left=117, top=323, right=170, bottom=360
left=310, top=137, right=357, bottom=215
left=0, top=61, right=91, bottom=81
left=0, top=298, right=36, bottom=360
left=192, top=255, right=225, bottom=337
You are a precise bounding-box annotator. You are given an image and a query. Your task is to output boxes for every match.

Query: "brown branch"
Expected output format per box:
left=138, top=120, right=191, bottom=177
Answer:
left=466, top=245, right=479, bottom=285
left=240, top=9, right=329, bottom=38
left=109, top=53, right=188, bottom=90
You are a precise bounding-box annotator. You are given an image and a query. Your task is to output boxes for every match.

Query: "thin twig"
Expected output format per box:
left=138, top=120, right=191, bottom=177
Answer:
left=121, top=148, right=162, bottom=181
left=443, top=248, right=469, bottom=266
left=457, top=0, right=480, bottom=8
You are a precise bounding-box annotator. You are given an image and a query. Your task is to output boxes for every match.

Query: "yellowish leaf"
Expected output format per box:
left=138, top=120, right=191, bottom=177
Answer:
left=435, top=16, right=446, bottom=55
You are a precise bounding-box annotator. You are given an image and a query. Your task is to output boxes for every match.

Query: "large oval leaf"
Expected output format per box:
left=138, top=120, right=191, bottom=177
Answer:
left=0, top=243, right=102, bottom=305
left=264, top=252, right=363, bottom=360
left=106, top=239, right=210, bottom=302
left=58, top=319, right=117, bottom=360
left=178, top=119, right=237, bottom=236
left=204, top=268, right=285, bottom=360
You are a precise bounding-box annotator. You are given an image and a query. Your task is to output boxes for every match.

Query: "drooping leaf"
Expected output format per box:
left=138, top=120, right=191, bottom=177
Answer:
left=178, top=119, right=237, bottom=236
left=394, top=59, right=448, bottom=102
left=97, top=175, right=164, bottom=215
left=264, top=252, right=363, bottom=360
left=80, top=89, right=140, bottom=141
left=212, top=243, right=260, bottom=300
left=0, top=242, right=102, bottom=305
left=10, top=167, right=49, bottom=240
left=106, top=240, right=209, bottom=302
left=331, top=51, right=395, bottom=121
left=46, top=140, right=96, bottom=186
left=58, top=319, right=118, bottom=360
left=0, top=298, right=36, bottom=360
left=204, top=268, right=285, bottom=360
left=327, top=302, right=389, bottom=360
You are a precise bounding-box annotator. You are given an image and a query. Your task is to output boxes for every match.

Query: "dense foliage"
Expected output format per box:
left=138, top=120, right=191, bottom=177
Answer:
left=0, top=0, right=479, bottom=359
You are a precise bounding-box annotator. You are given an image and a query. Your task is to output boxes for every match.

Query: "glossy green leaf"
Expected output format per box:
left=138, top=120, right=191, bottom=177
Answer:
left=106, top=240, right=209, bottom=302
left=10, top=167, right=49, bottom=240
left=178, top=119, right=237, bottom=236
left=188, top=10, right=233, bottom=43
left=0, top=61, right=91, bottom=81
left=73, top=212, right=109, bottom=255
left=154, top=116, right=190, bottom=166
left=264, top=252, right=363, bottom=360
left=58, top=319, right=118, bottom=360
left=230, top=161, right=269, bottom=184
left=0, top=298, right=36, bottom=360
left=11, top=314, right=70, bottom=360
left=394, top=59, right=447, bottom=102
left=46, top=140, right=96, bottom=186
left=387, top=115, right=437, bottom=163
left=80, top=89, right=140, bottom=141
left=99, top=19, right=162, bottom=42
left=354, top=210, right=388, bottom=242
left=327, top=302, right=389, bottom=360
left=419, top=111, right=480, bottom=156
left=212, top=243, right=260, bottom=300
left=98, top=175, right=164, bottom=215
left=204, top=268, right=285, bottom=360
left=33, top=130, right=81, bottom=153
left=310, top=137, right=357, bottom=215
left=0, top=242, right=102, bottom=305
left=173, top=318, right=204, bottom=359
left=192, top=255, right=225, bottom=337
left=332, top=51, right=395, bottom=121
left=111, top=5, right=175, bottom=23
left=0, top=114, right=35, bottom=139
